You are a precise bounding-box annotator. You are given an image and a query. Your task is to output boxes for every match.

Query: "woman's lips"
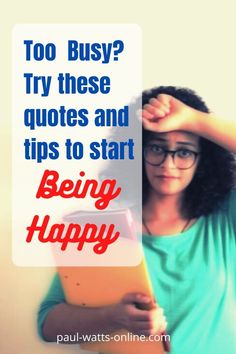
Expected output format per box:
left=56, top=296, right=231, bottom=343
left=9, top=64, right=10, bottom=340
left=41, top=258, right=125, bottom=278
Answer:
left=156, top=175, right=179, bottom=179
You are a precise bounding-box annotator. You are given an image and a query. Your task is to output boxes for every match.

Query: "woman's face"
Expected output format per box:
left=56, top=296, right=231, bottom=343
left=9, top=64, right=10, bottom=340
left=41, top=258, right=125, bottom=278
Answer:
left=144, top=131, right=200, bottom=197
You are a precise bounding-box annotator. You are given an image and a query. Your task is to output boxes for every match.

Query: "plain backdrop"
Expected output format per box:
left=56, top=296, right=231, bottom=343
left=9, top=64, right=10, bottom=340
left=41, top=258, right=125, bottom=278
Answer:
left=1, top=1, right=236, bottom=353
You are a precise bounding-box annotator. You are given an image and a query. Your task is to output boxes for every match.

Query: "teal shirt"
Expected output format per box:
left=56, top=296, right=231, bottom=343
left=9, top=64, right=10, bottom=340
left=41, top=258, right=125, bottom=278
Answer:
left=38, top=190, right=236, bottom=354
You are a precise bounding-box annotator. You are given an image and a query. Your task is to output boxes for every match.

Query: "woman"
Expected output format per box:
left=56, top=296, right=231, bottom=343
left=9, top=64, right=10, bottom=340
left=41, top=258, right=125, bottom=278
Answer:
left=38, top=86, right=236, bottom=354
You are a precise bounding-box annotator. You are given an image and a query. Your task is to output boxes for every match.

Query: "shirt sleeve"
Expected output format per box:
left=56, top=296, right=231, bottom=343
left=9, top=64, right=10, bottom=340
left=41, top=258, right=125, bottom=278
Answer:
left=37, top=272, right=65, bottom=340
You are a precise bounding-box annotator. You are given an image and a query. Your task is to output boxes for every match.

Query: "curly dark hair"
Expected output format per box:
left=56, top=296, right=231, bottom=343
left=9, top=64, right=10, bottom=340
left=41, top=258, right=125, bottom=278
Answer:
left=142, top=86, right=236, bottom=218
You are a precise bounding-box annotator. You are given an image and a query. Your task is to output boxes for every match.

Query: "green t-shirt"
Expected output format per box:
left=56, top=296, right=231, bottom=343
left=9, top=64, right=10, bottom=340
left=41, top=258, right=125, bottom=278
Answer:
left=38, top=190, right=236, bottom=354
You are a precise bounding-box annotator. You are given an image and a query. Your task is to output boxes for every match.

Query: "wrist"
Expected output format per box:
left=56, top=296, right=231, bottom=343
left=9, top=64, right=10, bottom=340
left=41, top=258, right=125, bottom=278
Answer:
left=102, top=304, right=123, bottom=332
left=186, top=108, right=209, bottom=135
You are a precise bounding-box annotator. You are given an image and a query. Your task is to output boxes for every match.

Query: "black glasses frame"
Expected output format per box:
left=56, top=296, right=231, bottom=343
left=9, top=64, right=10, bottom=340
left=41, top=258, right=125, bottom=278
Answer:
left=144, top=145, right=200, bottom=170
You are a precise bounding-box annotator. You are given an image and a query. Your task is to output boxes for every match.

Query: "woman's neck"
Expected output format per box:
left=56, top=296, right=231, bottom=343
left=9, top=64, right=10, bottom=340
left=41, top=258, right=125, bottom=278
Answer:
left=142, top=190, right=196, bottom=236
left=143, top=190, right=184, bottom=222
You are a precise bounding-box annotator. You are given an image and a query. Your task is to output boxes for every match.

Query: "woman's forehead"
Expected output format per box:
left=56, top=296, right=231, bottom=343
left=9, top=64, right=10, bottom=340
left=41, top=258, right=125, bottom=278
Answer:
left=147, top=131, right=200, bottom=146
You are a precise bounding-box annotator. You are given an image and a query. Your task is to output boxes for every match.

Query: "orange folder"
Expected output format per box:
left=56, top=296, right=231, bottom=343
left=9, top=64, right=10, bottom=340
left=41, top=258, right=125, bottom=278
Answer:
left=58, top=259, right=165, bottom=354
left=57, top=209, right=166, bottom=354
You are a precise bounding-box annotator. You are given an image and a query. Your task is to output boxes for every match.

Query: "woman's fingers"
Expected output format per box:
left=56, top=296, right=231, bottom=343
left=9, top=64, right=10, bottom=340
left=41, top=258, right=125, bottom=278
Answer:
left=157, top=94, right=172, bottom=107
left=142, top=105, right=166, bottom=119
left=142, top=118, right=162, bottom=132
left=142, top=95, right=171, bottom=120
left=131, top=307, right=167, bottom=336
left=150, top=97, right=170, bottom=114
left=121, top=293, right=152, bottom=305
left=142, top=108, right=155, bottom=119
left=119, top=293, right=167, bottom=337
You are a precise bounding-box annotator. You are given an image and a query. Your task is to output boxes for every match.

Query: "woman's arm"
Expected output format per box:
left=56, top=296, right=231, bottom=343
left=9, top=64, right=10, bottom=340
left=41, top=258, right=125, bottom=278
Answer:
left=142, top=94, right=236, bottom=153
left=42, top=302, right=117, bottom=342
left=42, top=293, right=167, bottom=343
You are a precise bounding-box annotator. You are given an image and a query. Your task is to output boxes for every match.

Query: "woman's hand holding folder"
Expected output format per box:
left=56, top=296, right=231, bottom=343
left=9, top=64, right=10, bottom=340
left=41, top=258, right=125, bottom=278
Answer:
left=42, top=293, right=166, bottom=341
left=112, top=292, right=167, bottom=337
left=112, top=292, right=170, bottom=352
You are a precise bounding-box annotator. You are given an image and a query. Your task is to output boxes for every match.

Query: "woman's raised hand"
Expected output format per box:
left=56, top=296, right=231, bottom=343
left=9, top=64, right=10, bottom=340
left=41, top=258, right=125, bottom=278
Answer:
left=142, top=94, right=197, bottom=133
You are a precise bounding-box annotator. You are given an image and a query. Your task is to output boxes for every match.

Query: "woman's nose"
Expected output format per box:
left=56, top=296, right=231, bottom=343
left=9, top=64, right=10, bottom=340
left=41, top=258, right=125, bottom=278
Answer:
left=160, top=153, right=176, bottom=168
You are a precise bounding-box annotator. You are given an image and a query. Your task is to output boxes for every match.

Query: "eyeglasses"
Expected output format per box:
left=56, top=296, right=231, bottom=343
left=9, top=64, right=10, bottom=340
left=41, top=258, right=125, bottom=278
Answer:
left=144, top=144, right=200, bottom=169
